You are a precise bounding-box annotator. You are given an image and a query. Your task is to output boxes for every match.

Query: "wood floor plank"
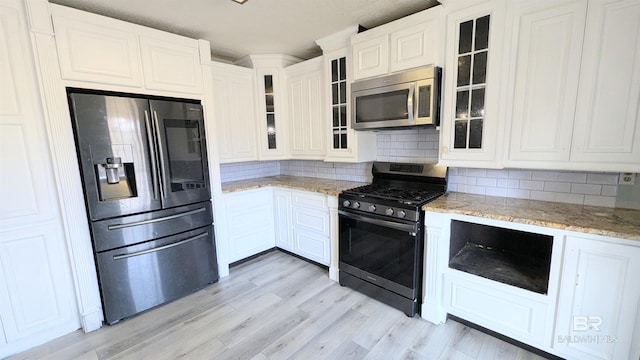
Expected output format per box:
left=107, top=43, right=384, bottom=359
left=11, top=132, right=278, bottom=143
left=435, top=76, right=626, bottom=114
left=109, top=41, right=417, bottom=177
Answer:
left=9, top=250, right=548, bottom=360
left=363, top=315, right=428, bottom=360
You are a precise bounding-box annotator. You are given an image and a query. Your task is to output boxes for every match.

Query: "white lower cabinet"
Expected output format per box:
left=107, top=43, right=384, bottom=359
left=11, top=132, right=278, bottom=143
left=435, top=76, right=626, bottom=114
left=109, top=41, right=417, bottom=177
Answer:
left=224, top=188, right=275, bottom=263
left=553, top=236, right=640, bottom=360
left=273, top=189, right=331, bottom=266
left=443, top=272, right=550, bottom=347
left=273, top=188, right=293, bottom=251
left=424, top=212, right=640, bottom=360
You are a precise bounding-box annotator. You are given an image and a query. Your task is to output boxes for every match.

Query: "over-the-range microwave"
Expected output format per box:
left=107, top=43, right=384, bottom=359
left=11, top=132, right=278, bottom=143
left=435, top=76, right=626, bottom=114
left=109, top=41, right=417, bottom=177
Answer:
left=351, top=66, right=441, bottom=130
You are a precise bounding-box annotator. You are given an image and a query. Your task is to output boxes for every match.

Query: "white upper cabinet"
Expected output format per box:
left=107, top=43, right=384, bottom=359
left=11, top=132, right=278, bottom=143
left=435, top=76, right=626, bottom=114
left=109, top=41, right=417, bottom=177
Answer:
left=51, top=5, right=143, bottom=87
left=439, top=0, right=508, bottom=168
left=286, top=57, right=326, bottom=159
left=316, top=28, right=376, bottom=163
left=351, top=6, right=443, bottom=80
left=505, top=0, right=640, bottom=172
left=504, top=0, right=586, bottom=164
left=211, top=62, right=258, bottom=163
left=139, top=35, right=203, bottom=95
left=51, top=4, right=203, bottom=95
left=570, top=0, right=640, bottom=170
left=352, top=34, right=390, bottom=80
left=237, top=54, right=300, bottom=160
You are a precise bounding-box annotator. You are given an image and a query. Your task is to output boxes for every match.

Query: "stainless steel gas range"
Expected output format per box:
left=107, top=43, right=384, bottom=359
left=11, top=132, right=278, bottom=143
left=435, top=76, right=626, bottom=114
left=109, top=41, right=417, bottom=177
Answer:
left=338, top=162, right=447, bottom=316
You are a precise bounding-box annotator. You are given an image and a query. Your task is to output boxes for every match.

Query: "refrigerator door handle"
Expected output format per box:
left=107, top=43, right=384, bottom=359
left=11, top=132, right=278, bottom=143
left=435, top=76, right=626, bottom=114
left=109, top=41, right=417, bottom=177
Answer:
left=144, top=110, right=160, bottom=200
left=112, top=231, right=209, bottom=260
left=152, top=110, right=167, bottom=200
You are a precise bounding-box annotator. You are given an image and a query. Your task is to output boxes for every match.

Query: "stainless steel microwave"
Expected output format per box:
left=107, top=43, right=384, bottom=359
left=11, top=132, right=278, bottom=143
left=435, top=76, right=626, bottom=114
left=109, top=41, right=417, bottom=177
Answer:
left=351, top=66, right=441, bottom=130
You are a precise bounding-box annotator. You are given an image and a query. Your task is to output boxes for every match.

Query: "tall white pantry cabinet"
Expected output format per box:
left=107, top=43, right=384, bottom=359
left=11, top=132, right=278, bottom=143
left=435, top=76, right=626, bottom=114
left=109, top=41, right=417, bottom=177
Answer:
left=0, top=0, right=80, bottom=357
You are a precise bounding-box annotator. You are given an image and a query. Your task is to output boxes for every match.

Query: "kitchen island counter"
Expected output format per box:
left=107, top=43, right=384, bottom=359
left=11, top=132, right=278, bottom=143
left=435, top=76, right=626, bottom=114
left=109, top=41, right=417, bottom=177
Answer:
left=221, top=175, right=368, bottom=197
left=423, top=192, right=640, bottom=241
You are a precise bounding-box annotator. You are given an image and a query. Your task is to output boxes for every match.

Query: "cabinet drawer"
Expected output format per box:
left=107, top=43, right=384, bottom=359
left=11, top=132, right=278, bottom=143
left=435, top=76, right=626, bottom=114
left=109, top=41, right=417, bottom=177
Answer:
left=292, top=206, right=329, bottom=236
left=291, top=191, right=327, bottom=209
left=444, top=272, right=549, bottom=347
left=293, top=229, right=330, bottom=266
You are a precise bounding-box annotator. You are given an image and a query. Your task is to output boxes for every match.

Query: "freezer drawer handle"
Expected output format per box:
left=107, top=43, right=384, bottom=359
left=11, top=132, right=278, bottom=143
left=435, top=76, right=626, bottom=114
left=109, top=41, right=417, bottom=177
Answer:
left=113, top=231, right=209, bottom=260
left=107, top=207, right=207, bottom=230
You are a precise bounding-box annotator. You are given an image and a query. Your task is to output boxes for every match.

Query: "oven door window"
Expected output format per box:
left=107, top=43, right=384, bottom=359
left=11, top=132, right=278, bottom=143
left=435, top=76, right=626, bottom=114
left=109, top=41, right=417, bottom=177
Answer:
left=339, top=212, right=419, bottom=291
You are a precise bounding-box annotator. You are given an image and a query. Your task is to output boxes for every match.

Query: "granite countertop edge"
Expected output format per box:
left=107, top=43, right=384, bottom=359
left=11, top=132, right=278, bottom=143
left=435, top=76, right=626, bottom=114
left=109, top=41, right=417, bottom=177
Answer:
left=422, top=192, right=640, bottom=242
left=221, top=175, right=369, bottom=197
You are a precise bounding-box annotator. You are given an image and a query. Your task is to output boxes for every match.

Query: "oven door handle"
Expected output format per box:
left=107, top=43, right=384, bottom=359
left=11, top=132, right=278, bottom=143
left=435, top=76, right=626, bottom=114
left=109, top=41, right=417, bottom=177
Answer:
left=339, top=210, right=417, bottom=234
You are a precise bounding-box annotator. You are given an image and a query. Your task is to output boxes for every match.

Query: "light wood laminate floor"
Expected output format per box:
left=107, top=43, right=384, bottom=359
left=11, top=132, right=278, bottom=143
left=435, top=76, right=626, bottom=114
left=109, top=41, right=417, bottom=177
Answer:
left=9, top=251, right=547, bottom=360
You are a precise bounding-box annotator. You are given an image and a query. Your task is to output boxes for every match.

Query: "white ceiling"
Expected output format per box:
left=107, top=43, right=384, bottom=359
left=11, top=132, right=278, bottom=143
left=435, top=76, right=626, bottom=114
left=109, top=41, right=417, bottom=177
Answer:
left=48, top=0, right=440, bottom=62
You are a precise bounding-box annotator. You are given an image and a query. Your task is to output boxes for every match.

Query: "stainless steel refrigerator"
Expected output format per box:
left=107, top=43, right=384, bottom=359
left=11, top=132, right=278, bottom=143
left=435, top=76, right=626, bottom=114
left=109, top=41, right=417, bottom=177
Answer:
left=69, top=90, right=218, bottom=324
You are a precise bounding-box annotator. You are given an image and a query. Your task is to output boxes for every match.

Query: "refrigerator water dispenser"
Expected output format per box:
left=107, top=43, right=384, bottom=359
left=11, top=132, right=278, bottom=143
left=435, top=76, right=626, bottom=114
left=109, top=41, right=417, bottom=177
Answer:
left=95, top=157, right=137, bottom=201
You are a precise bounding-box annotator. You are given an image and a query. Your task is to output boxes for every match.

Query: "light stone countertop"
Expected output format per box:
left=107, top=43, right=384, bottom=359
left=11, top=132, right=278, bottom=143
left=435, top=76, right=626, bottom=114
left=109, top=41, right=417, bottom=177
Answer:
left=423, top=192, right=640, bottom=241
left=221, top=175, right=369, bottom=197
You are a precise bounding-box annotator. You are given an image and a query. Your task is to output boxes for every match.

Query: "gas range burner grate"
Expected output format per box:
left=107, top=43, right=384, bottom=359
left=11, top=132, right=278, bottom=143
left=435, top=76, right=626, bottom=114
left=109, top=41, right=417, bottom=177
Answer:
left=343, top=184, right=444, bottom=205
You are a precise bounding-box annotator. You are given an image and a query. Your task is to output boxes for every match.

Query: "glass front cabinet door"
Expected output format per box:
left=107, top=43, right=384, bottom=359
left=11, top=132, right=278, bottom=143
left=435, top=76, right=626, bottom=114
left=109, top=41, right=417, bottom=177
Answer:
left=439, top=0, right=507, bottom=168
left=320, top=47, right=375, bottom=163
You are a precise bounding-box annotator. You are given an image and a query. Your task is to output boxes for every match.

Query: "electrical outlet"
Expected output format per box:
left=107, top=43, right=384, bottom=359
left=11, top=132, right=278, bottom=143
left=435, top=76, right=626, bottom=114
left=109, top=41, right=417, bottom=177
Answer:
left=619, top=172, right=636, bottom=185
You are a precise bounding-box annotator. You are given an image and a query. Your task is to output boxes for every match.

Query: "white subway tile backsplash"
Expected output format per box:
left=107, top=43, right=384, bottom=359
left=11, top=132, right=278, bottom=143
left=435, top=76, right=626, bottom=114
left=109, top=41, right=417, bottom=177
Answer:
left=508, top=170, right=532, bottom=180
left=556, top=192, right=585, bottom=205
left=602, top=185, right=618, bottom=197
left=571, top=183, right=602, bottom=195
left=584, top=195, right=617, bottom=207
left=558, top=172, right=587, bottom=183
left=586, top=173, right=619, bottom=185
left=448, top=167, right=621, bottom=208
left=543, top=182, right=571, bottom=193
left=476, top=177, right=498, bottom=187
left=532, top=171, right=559, bottom=181
left=506, top=188, right=530, bottom=199
left=519, top=180, right=544, bottom=191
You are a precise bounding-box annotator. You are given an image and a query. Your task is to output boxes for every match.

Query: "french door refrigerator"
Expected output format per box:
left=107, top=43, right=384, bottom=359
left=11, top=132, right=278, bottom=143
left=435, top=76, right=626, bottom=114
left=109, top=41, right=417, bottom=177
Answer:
left=69, top=89, right=218, bottom=324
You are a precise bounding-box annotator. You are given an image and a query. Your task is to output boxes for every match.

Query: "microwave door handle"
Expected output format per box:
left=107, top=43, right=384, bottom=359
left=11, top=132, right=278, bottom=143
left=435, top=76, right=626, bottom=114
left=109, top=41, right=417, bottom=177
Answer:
left=407, top=85, right=415, bottom=125
left=143, top=111, right=159, bottom=200
left=152, top=110, right=167, bottom=200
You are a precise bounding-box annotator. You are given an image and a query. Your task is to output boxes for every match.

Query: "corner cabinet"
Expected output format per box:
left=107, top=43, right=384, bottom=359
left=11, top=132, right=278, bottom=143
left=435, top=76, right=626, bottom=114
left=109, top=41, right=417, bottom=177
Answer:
left=211, top=62, right=258, bottom=163
left=238, top=54, right=300, bottom=160
left=553, top=236, right=640, bottom=360
left=316, top=28, right=376, bottom=163
left=438, top=0, right=508, bottom=169
left=285, top=57, right=325, bottom=160
left=273, top=189, right=331, bottom=266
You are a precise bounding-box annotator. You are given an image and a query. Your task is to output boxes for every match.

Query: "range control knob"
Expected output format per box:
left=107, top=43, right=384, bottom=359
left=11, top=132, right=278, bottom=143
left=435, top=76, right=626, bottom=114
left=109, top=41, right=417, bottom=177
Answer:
left=353, top=201, right=360, bottom=209
left=398, top=210, right=407, bottom=218
left=342, top=200, right=351, bottom=207
left=385, top=208, right=394, bottom=216
left=368, top=204, right=376, bottom=212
